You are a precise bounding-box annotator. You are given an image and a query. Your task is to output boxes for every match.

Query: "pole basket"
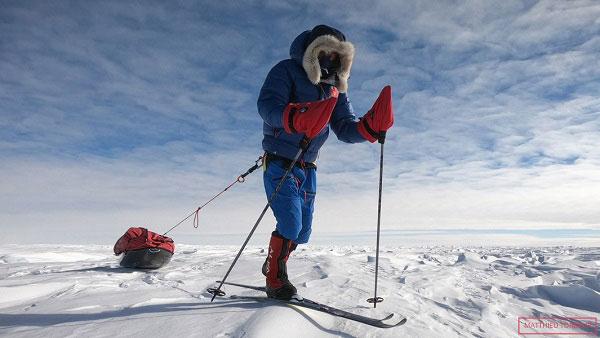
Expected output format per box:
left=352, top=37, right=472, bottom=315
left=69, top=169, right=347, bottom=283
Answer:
left=207, top=288, right=226, bottom=297
left=366, top=297, right=384, bottom=304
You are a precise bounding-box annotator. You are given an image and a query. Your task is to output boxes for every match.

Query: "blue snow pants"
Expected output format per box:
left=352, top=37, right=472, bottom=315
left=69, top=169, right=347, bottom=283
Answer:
left=263, top=158, right=316, bottom=244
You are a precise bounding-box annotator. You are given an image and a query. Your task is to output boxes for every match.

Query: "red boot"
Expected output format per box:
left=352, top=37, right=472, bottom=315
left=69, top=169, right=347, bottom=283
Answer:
left=264, top=231, right=297, bottom=300
left=262, top=236, right=297, bottom=276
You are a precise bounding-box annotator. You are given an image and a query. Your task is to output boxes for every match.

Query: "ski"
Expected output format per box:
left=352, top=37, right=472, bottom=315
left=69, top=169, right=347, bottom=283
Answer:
left=216, top=281, right=407, bottom=328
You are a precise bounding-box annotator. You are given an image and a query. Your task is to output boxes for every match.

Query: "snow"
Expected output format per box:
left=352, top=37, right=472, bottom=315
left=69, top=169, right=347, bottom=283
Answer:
left=0, top=244, right=599, bottom=337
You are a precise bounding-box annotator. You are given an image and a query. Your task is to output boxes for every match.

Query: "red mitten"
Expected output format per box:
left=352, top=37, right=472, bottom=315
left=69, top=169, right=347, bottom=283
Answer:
left=358, top=86, right=394, bottom=143
left=283, top=87, right=339, bottom=139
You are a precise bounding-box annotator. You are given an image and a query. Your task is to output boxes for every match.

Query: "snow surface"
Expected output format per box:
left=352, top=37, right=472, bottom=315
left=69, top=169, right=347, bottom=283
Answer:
left=1, top=244, right=599, bottom=337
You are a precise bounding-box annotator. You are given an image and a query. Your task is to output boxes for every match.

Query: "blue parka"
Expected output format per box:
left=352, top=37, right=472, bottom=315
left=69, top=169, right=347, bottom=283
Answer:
left=257, top=30, right=366, bottom=163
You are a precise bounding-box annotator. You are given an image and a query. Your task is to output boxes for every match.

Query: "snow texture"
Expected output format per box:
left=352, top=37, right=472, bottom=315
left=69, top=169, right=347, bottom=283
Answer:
left=0, top=244, right=599, bottom=337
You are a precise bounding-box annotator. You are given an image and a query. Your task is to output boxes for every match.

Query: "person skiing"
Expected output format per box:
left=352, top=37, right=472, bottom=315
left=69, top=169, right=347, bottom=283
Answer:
left=257, top=24, right=394, bottom=300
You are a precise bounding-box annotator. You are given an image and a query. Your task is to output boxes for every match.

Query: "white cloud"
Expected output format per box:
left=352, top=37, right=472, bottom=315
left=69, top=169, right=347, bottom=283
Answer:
left=1, top=0, right=600, bottom=244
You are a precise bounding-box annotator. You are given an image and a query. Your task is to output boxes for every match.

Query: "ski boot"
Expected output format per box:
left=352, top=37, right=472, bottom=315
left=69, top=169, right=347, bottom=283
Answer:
left=262, top=233, right=297, bottom=276
left=263, top=231, right=297, bottom=300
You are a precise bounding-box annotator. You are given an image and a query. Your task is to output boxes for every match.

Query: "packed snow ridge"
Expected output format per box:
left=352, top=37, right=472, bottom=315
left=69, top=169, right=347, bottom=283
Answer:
left=1, top=244, right=599, bottom=337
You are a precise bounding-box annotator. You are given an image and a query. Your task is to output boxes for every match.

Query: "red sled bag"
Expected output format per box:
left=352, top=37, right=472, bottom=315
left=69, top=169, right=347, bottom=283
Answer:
left=113, top=227, right=175, bottom=269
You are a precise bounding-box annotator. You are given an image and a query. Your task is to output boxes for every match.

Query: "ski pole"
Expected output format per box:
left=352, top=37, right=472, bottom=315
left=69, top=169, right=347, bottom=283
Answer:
left=208, top=137, right=311, bottom=301
left=367, top=132, right=386, bottom=308
left=162, top=156, right=264, bottom=236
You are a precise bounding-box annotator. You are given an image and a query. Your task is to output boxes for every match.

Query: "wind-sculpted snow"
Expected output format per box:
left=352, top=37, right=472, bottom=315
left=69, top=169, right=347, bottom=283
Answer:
left=0, top=244, right=598, bottom=337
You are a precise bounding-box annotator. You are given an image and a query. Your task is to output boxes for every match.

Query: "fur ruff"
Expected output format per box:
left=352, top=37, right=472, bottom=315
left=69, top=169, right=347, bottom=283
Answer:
left=302, top=35, right=355, bottom=93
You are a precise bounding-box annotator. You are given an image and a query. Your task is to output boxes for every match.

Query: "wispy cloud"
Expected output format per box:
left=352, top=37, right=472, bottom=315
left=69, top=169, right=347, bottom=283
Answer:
left=1, top=1, right=599, bottom=244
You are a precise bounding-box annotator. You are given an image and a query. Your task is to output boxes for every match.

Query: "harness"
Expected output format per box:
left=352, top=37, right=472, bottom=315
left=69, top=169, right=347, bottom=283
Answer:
left=264, top=152, right=317, bottom=170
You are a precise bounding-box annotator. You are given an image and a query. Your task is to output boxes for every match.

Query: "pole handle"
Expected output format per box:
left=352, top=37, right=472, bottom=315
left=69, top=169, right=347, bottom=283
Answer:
left=378, top=131, right=387, bottom=144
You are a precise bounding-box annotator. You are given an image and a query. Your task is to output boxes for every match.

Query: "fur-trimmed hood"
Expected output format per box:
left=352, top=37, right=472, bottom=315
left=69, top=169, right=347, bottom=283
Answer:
left=289, top=30, right=355, bottom=93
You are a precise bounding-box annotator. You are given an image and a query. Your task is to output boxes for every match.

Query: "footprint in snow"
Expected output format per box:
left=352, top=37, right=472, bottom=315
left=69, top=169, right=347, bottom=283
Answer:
left=143, top=274, right=160, bottom=284
left=312, top=264, right=328, bottom=279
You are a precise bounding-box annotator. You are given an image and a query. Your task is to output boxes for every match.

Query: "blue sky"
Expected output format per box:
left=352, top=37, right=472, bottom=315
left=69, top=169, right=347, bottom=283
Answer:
left=1, top=1, right=600, bottom=244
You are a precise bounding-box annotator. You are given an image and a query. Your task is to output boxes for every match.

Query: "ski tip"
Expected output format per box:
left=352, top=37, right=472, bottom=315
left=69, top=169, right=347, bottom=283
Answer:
left=381, top=313, right=408, bottom=327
